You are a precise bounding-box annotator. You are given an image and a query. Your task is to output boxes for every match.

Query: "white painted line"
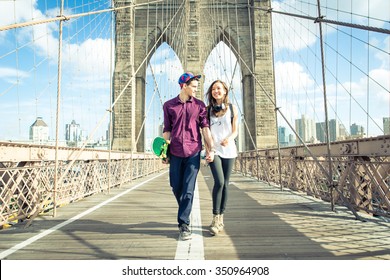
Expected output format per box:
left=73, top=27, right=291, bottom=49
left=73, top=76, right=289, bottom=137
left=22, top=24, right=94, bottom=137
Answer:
left=174, top=181, right=205, bottom=260
left=0, top=171, right=168, bottom=259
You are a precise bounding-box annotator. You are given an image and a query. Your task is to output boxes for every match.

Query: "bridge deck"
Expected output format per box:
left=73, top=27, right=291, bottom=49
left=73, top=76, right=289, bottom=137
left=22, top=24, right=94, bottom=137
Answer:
left=1, top=167, right=389, bottom=260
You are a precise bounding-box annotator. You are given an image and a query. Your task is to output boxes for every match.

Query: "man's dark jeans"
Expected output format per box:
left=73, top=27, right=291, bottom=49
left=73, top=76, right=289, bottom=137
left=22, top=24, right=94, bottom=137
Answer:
left=169, top=152, right=200, bottom=226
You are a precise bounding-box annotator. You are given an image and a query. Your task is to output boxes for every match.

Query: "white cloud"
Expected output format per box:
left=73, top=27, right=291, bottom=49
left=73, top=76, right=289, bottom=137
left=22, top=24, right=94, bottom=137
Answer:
left=0, top=66, right=29, bottom=79
left=274, top=61, right=316, bottom=95
left=0, top=0, right=37, bottom=26
left=273, top=58, right=389, bottom=136
left=374, top=36, right=390, bottom=69
left=0, top=1, right=114, bottom=141
left=62, top=38, right=113, bottom=79
left=370, top=68, right=390, bottom=102
left=1, top=0, right=112, bottom=79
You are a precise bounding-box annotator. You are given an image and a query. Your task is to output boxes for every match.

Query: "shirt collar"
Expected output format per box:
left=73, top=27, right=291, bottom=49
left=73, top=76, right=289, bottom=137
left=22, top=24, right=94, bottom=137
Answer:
left=176, top=94, right=193, bottom=103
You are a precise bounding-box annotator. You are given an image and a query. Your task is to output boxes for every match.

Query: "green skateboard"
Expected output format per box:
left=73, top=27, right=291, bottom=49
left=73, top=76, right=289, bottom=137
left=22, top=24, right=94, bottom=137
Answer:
left=152, top=136, right=169, bottom=161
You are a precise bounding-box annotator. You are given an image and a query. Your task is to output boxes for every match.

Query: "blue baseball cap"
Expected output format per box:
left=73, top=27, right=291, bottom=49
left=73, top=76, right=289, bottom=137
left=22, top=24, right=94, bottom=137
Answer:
left=178, top=72, right=201, bottom=87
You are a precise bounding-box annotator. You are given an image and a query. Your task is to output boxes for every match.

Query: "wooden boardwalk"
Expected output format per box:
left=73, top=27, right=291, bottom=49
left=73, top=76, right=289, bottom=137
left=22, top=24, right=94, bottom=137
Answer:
left=1, top=167, right=390, bottom=260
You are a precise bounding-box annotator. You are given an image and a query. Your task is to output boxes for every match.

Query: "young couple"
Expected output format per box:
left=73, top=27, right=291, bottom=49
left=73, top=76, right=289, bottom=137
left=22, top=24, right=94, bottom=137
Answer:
left=162, top=72, right=238, bottom=240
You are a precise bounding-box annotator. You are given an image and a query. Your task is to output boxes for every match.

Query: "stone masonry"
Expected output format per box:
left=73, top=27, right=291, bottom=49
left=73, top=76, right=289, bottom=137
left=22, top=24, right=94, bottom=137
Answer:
left=112, top=0, right=277, bottom=152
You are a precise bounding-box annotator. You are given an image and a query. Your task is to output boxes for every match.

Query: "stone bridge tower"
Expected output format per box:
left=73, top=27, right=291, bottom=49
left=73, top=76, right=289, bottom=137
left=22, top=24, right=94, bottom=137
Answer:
left=112, top=0, right=276, bottom=152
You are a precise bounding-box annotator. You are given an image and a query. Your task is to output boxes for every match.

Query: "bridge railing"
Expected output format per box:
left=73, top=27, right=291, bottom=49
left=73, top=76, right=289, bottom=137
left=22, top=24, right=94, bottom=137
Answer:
left=234, top=136, right=390, bottom=219
left=0, top=142, right=166, bottom=228
left=2, top=136, right=389, bottom=228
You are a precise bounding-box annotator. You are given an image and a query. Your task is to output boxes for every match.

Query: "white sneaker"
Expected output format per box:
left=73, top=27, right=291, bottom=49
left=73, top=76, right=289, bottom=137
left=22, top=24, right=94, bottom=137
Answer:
left=179, top=224, right=192, bottom=240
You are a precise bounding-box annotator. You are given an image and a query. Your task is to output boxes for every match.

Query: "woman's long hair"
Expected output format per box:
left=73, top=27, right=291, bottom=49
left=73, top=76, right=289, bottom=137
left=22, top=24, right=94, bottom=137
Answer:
left=205, top=80, right=230, bottom=111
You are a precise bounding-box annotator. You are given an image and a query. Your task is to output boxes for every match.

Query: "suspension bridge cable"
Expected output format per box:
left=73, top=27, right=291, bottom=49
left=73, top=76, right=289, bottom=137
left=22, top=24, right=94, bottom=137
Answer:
left=273, top=1, right=388, bottom=138
left=275, top=13, right=330, bottom=139
left=108, top=0, right=114, bottom=193
left=366, top=1, right=370, bottom=136
left=203, top=3, right=258, bottom=152
left=64, top=0, right=185, bottom=161
left=261, top=7, right=390, bottom=35
left=205, top=1, right=272, bottom=182
left=211, top=9, right=334, bottom=182
left=135, top=1, right=188, bottom=148
left=53, top=0, right=66, bottom=217
left=199, top=2, right=390, bottom=35
left=0, top=1, right=165, bottom=32
left=316, top=0, right=333, bottom=194
left=269, top=1, right=284, bottom=190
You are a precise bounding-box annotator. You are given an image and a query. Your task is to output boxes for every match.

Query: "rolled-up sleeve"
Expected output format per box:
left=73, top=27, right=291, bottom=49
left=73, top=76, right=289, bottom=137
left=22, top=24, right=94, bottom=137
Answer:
left=199, top=103, right=209, bottom=129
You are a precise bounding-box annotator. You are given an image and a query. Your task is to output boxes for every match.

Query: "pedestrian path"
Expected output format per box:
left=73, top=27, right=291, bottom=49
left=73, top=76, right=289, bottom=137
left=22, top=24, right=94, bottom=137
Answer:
left=0, top=167, right=389, bottom=260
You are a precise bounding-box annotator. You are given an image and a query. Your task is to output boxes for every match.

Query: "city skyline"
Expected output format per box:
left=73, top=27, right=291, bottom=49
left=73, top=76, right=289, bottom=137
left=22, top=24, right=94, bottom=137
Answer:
left=279, top=115, right=389, bottom=147
left=28, top=116, right=108, bottom=147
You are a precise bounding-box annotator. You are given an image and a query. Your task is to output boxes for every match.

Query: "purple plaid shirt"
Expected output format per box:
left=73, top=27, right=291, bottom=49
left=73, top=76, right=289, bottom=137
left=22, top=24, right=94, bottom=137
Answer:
left=163, top=95, right=209, bottom=157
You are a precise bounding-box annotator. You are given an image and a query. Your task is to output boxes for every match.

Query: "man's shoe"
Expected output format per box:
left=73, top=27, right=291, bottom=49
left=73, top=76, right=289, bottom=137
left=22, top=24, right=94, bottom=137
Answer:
left=179, top=224, right=192, bottom=240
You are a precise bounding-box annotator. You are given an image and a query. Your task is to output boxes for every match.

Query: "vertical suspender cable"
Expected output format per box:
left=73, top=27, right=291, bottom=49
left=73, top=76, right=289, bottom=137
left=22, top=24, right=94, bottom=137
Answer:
left=269, top=2, right=283, bottom=191
left=53, top=0, right=65, bottom=217
left=248, top=1, right=269, bottom=183
left=108, top=0, right=114, bottom=194
left=349, top=0, right=352, bottom=134
left=366, top=0, right=370, bottom=136
left=335, top=1, right=339, bottom=135
left=316, top=0, right=334, bottom=210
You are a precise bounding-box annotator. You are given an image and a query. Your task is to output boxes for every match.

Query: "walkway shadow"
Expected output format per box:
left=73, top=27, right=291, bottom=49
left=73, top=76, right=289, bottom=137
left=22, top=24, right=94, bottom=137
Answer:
left=200, top=167, right=390, bottom=260
left=0, top=219, right=179, bottom=259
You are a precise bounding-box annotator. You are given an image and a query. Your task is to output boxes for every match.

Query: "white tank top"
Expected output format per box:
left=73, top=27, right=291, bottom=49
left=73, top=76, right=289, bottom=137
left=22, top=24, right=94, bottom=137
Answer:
left=209, top=107, right=238, bottom=158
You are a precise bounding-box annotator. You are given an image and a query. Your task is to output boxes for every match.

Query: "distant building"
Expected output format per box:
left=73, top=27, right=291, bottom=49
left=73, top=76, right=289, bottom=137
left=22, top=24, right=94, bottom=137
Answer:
left=29, top=117, right=49, bottom=143
left=350, top=123, right=364, bottom=138
left=329, top=119, right=339, bottom=142
left=278, top=126, right=289, bottom=147
left=315, top=119, right=344, bottom=142
left=65, top=120, right=82, bottom=144
left=338, top=123, right=347, bottom=141
left=316, top=122, right=326, bottom=143
left=295, top=115, right=316, bottom=144
left=384, top=117, right=390, bottom=135
left=288, top=133, right=295, bottom=145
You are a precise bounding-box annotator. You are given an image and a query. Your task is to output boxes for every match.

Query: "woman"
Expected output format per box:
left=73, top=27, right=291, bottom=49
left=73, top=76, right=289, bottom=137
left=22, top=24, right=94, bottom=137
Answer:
left=205, top=80, right=238, bottom=235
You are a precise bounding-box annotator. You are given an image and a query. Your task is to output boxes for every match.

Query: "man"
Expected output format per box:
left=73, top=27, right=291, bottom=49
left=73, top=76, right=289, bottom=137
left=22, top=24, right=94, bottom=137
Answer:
left=162, top=72, right=215, bottom=240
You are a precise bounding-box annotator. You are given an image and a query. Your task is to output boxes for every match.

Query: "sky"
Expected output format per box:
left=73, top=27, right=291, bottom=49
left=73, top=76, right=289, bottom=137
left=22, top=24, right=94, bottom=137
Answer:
left=0, top=0, right=113, bottom=143
left=271, top=0, right=389, bottom=137
left=0, top=0, right=389, bottom=146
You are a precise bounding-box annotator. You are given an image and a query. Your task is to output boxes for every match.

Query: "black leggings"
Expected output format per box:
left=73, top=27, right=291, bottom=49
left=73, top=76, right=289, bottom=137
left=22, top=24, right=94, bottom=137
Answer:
left=209, top=155, right=235, bottom=215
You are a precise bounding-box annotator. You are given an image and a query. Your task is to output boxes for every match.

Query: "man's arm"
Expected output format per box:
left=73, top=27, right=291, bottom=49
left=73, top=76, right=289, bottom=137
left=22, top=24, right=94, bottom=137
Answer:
left=202, top=127, right=215, bottom=162
left=161, top=131, right=171, bottom=164
left=202, top=127, right=213, bottom=151
left=163, top=131, right=171, bottom=144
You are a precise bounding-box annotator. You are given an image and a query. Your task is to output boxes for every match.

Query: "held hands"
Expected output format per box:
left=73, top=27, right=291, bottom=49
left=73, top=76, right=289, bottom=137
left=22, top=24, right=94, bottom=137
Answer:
left=205, top=150, right=215, bottom=163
